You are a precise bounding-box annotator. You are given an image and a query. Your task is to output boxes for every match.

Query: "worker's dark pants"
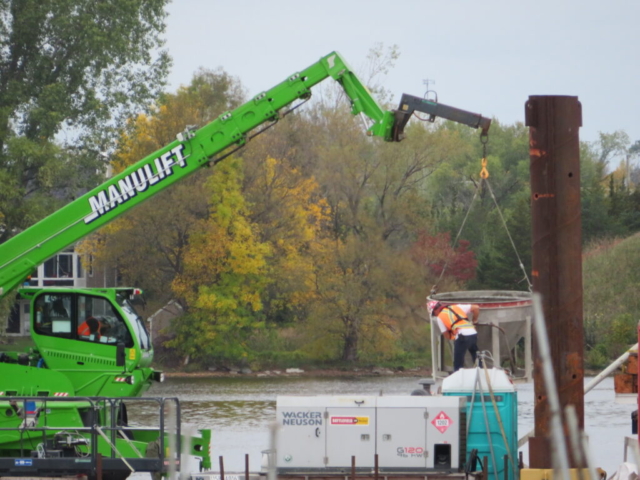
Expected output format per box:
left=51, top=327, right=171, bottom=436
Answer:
left=453, top=333, right=479, bottom=371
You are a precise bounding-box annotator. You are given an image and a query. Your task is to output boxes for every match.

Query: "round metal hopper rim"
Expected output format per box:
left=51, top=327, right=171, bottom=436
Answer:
left=427, top=290, right=532, bottom=309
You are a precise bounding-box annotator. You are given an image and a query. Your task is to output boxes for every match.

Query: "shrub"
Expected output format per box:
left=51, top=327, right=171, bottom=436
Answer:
left=585, top=345, right=608, bottom=370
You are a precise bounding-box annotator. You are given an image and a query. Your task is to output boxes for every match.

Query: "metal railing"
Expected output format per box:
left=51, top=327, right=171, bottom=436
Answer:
left=0, top=396, right=181, bottom=477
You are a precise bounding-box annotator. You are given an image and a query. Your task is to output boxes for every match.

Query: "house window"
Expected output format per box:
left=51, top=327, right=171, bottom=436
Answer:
left=42, top=254, right=74, bottom=286
left=44, top=254, right=72, bottom=278
left=76, top=255, right=84, bottom=278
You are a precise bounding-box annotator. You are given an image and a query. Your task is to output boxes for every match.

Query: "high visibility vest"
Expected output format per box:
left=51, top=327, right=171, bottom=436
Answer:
left=77, top=318, right=101, bottom=339
left=77, top=322, right=92, bottom=336
left=436, top=305, right=475, bottom=340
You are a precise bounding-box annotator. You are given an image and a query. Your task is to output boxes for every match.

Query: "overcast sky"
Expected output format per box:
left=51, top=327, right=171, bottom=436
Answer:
left=164, top=0, right=639, bottom=147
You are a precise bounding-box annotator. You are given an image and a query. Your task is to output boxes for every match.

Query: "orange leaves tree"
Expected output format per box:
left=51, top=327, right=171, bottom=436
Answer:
left=410, top=231, right=477, bottom=289
left=245, top=156, right=329, bottom=322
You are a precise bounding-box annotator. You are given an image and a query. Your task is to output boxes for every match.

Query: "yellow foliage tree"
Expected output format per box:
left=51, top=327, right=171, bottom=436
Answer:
left=78, top=69, right=244, bottom=312
left=168, top=157, right=271, bottom=363
left=244, top=155, right=330, bottom=323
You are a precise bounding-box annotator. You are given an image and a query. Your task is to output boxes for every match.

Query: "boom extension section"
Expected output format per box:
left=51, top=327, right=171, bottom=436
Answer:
left=0, top=52, right=395, bottom=299
left=391, top=93, right=492, bottom=141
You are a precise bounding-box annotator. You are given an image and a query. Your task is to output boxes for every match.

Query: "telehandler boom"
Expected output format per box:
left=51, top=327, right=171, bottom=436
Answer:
left=0, top=50, right=490, bottom=480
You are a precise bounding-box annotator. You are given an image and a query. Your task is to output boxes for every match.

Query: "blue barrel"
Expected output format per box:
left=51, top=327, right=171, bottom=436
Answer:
left=442, top=368, right=518, bottom=480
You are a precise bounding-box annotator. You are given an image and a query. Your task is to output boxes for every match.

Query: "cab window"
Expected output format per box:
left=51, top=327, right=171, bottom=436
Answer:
left=34, top=294, right=73, bottom=338
left=76, top=295, right=133, bottom=348
left=34, top=293, right=134, bottom=348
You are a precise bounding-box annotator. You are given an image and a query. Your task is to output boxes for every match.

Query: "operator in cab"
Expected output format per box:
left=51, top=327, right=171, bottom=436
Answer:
left=77, top=316, right=102, bottom=341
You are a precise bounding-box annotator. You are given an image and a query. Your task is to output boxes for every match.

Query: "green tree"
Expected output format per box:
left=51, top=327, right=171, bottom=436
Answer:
left=473, top=192, right=532, bottom=290
left=426, top=120, right=531, bottom=290
left=579, top=133, right=638, bottom=242
left=594, top=131, right=630, bottom=173
left=305, top=235, right=409, bottom=363
left=0, top=0, right=171, bottom=242
left=580, top=142, right=611, bottom=242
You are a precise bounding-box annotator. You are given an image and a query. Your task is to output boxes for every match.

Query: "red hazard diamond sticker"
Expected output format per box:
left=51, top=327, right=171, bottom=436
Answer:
left=431, top=411, right=453, bottom=433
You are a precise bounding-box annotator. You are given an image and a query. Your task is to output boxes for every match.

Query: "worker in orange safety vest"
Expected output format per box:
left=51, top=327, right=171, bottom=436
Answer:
left=77, top=316, right=101, bottom=341
left=428, top=300, right=481, bottom=371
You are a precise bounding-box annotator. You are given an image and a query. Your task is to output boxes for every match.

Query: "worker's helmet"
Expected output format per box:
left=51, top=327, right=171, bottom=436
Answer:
left=427, top=300, right=441, bottom=316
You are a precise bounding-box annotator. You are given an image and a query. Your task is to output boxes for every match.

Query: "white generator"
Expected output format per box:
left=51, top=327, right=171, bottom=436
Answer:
left=274, top=395, right=466, bottom=473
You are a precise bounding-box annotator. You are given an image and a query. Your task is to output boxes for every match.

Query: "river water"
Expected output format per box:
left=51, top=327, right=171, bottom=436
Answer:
left=139, top=374, right=636, bottom=477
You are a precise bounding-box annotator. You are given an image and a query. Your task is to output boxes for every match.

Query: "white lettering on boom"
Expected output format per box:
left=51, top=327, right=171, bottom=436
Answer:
left=84, top=144, right=187, bottom=224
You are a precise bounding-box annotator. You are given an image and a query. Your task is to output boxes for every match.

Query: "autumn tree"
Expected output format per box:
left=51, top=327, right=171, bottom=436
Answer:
left=295, top=91, right=468, bottom=361
left=305, top=235, right=409, bottom=363
left=243, top=154, right=329, bottom=325
left=169, top=158, right=271, bottom=365
left=211, top=111, right=333, bottom=363
left=410, top=231, right=477, bottom=289
left=81, top=69, right=245, bottom=311
left=370, top=121, right=465, bottom=242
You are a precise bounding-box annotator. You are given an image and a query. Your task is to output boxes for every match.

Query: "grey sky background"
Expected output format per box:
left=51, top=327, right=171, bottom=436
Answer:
left=164, top=0, right=639, bottom=150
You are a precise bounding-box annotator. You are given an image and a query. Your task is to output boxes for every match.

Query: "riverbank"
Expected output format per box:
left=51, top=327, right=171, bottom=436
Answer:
left=164, top=366, right=432, bottom=378
left=162, top=366, right=604, bottom=378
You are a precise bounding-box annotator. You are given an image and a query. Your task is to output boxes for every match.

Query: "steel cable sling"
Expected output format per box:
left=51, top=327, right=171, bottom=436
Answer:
left=432, top=134, right=533, bottom=294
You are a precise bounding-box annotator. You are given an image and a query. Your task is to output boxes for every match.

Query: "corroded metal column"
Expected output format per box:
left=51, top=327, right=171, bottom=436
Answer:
left=525, top=96, right=584, bottom=468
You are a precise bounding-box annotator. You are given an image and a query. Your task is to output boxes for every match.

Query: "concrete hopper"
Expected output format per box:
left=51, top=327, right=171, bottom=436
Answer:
left=428, top=290, right=532, bottom=382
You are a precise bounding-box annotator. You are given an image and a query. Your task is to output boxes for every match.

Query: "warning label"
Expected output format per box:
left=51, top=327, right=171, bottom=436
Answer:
left=431, top=411, right=453, bottom=433
left=330, top=416, right=369, bottom=426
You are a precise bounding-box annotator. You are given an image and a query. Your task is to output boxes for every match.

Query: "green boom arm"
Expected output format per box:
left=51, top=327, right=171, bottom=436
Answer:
left=0, top=52, right=396, bottom=299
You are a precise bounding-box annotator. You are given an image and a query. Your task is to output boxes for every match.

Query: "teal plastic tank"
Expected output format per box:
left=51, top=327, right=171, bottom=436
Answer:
left=442, top=368, right=518, bottom=480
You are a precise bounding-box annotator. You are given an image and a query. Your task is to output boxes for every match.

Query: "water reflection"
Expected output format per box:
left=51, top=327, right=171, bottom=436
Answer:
left=130, top=375, right=634, bottom=476
left=144, top=376, right=431, bottom=432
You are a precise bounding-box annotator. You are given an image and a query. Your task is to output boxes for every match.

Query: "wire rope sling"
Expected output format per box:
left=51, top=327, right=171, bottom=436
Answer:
left=430, top=132, right=532, bottom=296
